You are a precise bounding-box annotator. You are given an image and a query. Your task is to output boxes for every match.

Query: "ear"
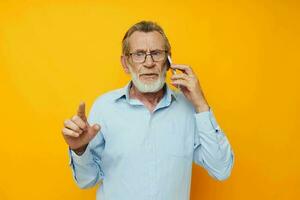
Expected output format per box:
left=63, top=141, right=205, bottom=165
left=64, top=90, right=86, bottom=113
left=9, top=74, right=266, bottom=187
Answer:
left=121, top=55, right=130, bottom=74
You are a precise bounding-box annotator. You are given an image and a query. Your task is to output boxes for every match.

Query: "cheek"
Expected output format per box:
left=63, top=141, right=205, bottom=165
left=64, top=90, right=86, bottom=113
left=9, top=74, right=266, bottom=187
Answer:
left=133, top=65, right=143, bottom=74
left=152, top=64, right=165, bottom=74
left=159, top=64, right=167, bottom=74
left=127, top=62, right=137, bottom=73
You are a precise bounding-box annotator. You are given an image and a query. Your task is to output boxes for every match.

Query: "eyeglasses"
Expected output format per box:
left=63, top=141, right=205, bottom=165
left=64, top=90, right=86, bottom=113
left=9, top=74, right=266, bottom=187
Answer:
left=128, top=50, right=168, bottom=63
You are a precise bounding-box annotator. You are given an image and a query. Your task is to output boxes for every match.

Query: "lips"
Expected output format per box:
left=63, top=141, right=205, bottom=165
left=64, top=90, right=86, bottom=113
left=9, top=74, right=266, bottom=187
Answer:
left=140, top=73, right=158, bottom=76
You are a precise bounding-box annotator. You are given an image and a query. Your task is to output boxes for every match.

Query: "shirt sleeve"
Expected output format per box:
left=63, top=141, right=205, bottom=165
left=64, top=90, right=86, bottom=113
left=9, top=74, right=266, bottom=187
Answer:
left=68, top=99, right=106, bottom=189
left=193, top=107, right=234, bottom=181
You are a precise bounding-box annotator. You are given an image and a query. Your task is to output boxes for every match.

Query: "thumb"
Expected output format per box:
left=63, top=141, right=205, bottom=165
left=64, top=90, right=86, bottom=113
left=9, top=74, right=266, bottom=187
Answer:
left=89, top=124, right=101, bottom=135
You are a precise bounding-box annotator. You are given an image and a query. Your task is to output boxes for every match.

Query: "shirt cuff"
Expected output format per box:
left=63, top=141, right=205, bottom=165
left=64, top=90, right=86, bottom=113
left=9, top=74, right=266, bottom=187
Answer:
left=194, top=107, right=221, bottom=134
left=68, top=147, right=94, bottom=166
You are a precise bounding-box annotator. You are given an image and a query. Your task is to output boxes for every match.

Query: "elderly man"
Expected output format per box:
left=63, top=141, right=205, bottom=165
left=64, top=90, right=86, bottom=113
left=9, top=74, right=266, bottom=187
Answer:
left=62, top=21, right=234, bottom=200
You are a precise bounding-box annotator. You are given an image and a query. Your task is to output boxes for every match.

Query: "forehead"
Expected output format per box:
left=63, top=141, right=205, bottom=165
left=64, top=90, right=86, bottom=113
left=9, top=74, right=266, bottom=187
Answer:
left=128, top=31, right=165, bottom=51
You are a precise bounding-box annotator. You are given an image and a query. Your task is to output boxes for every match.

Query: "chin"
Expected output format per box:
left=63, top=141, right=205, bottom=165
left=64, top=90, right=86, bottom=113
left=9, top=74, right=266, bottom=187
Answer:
left=139, top=79, right=157, bottom=85
left=133, top=78, right=165, bottom=93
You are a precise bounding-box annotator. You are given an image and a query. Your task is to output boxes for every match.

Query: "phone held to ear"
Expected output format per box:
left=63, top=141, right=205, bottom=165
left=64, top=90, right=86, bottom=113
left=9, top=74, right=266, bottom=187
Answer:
left=167, top=55, right=176, bottom=75
left=167, top=55, right=180, bottom=90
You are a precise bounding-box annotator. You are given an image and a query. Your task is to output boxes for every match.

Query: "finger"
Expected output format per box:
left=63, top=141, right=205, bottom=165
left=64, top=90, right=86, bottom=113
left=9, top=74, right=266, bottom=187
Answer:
left=171, top=73, right=189, bottom=81
left=88, top=124, right=101, bottom=137
left=64, top=119, right=83, bottom=134
left=71, top=115, right=88, bottom=130
left=62, top=127, right=79, bottom=137
left=170, top=64, right=194, bottom=76
left=77, top=102, right=86, bottom=121
left=171, top=79, right=190, bottom=88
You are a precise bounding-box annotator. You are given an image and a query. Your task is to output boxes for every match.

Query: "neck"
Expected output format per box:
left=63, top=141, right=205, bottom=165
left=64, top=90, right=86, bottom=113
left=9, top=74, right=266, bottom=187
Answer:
left=129, top=82, right=165, bottom=107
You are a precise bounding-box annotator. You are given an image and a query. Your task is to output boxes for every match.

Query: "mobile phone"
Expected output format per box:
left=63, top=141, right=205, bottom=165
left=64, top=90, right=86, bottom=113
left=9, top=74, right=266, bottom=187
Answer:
left=167, top=55, right=176, bottom=75
left=167, top=55, right=180, bottom=90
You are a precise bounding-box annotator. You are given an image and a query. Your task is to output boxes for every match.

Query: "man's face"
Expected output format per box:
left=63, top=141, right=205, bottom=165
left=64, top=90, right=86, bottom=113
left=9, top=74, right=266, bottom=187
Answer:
left=122, top=31, right=168, bottom=93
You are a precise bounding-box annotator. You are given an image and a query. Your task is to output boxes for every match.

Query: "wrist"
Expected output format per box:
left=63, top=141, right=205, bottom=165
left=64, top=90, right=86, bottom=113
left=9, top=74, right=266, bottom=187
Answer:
left=72, top=144, right=88, bottom=156
left=195, top=103, right=210, bottom=113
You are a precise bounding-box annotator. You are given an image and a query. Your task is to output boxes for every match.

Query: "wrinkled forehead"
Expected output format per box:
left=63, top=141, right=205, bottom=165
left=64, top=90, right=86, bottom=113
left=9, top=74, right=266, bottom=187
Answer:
left=128, top=31, right=165, bottom=52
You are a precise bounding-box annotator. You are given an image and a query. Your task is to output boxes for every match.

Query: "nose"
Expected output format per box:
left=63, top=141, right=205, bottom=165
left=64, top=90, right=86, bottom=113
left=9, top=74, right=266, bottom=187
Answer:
left=143, top=54, right=155, bottom=68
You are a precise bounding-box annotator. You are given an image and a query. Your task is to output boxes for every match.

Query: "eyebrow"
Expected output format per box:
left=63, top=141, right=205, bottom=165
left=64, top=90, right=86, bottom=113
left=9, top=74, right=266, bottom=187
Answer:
left=132, top=48, right=163, bottom=52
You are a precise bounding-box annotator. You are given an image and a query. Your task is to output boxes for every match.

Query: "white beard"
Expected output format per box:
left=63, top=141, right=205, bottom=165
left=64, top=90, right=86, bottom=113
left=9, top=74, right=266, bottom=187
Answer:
left=128, top=65, right=167, bottom=93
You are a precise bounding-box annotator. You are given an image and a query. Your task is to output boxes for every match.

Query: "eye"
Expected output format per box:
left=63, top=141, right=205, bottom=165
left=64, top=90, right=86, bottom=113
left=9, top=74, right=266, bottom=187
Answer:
left=135, top=51, right=146, bottom=56
left=151, top=51, right=161, bottom=56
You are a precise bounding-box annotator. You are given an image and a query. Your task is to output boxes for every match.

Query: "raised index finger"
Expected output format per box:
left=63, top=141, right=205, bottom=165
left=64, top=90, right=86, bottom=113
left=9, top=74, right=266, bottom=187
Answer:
left=77, top=101, right=87, bottom=121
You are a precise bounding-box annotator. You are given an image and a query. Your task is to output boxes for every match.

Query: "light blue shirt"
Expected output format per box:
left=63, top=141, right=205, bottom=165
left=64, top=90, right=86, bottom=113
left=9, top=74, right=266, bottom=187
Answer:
left=68, top=81, right=234, bottom=200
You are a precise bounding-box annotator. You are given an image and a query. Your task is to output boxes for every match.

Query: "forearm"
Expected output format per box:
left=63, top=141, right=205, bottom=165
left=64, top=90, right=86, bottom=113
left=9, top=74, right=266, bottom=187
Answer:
left=193, top=109, right=234, bottom=181
left=69, top=147, right=104, bottom=188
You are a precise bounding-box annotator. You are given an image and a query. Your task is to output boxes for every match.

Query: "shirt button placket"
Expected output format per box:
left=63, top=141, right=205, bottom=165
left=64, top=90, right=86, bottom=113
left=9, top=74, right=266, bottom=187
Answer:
left=148, top=113, right=157, bottom=199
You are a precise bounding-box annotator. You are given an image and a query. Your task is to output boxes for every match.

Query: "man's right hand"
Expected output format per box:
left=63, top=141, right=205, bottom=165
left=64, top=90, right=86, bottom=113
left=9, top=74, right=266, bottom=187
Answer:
left=62, top=102, right=100, bottom=155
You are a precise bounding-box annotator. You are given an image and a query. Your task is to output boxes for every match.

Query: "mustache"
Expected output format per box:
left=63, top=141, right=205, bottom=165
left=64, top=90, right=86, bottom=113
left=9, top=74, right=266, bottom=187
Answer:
left=139, top=72, right=159, bottom=75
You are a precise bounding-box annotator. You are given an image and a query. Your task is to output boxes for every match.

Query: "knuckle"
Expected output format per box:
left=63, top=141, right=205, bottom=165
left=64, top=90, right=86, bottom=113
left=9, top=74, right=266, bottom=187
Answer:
left=63, top=120, right=69, bottom=126
left=62, top=128, right=68, bottom=135
left=68, top=130, right=75, bottom=136
left=72, top=115, right=78, bottom=121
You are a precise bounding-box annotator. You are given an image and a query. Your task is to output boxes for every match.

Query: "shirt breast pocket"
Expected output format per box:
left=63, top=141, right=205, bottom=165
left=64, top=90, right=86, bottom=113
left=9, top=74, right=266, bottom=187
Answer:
left=104, top=121, right=140, bottom=157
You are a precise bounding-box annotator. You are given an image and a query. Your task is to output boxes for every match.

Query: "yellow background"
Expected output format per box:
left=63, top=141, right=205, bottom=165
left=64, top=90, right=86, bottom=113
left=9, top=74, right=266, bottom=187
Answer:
left=1, top=0, right=299, bottom=199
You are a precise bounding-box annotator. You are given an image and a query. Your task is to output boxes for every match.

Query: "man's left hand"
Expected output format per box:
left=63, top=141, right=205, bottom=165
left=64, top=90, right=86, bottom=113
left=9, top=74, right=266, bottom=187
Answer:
left=170, top=64, right=210, bottom=113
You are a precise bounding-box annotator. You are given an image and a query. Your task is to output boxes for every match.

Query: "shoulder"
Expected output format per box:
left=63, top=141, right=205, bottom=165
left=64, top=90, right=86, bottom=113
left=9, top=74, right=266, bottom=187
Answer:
left=87, top=87, right=124, bottom=124
left=90, top=87, right=124, bottom=109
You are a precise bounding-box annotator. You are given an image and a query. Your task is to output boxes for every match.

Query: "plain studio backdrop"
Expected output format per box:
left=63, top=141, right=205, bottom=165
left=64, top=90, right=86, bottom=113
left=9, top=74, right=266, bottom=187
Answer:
left=0, top=0, right=299, bottom=199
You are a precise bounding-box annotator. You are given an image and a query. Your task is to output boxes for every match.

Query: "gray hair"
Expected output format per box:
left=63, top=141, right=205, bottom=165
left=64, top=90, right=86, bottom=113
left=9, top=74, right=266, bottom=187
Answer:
left=122, top=20, right=171, bottom=56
